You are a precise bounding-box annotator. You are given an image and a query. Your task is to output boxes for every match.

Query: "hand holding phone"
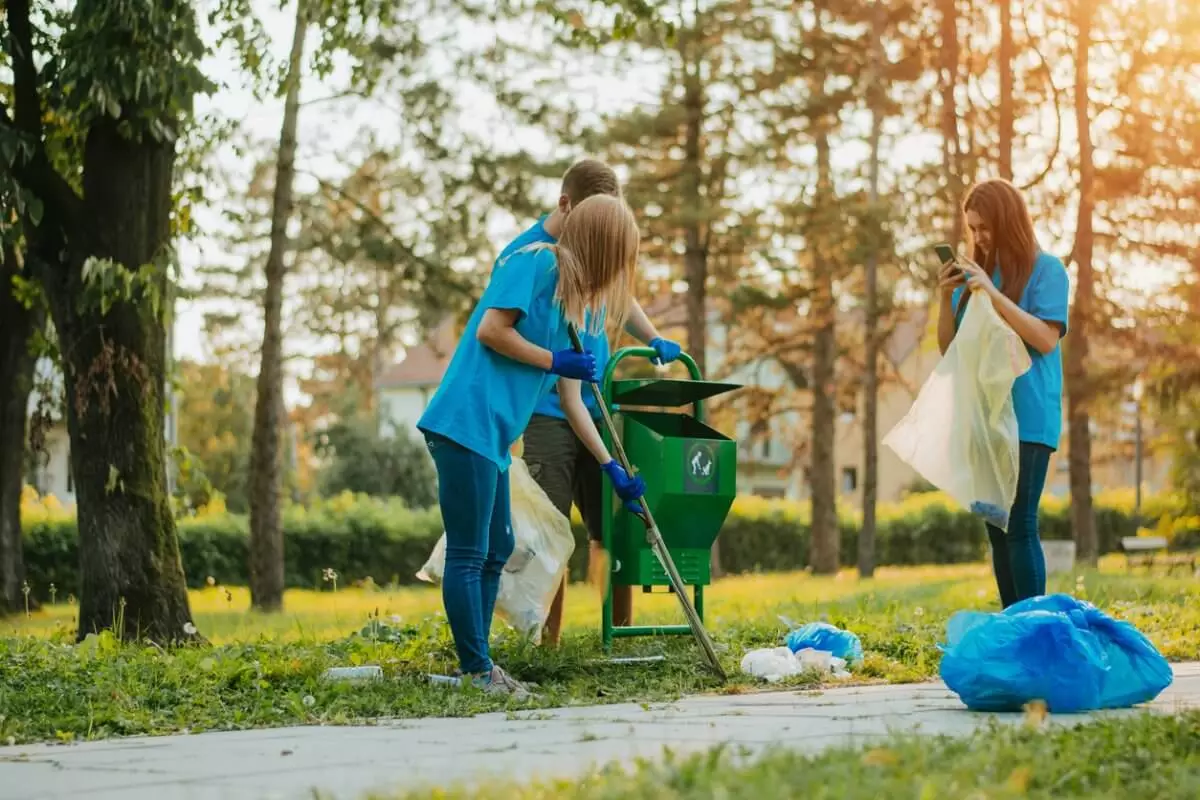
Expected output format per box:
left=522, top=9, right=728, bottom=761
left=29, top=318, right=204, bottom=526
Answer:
left=933, top=242, right=964, bottom=294
left=933, top=243, right=957, bottom=267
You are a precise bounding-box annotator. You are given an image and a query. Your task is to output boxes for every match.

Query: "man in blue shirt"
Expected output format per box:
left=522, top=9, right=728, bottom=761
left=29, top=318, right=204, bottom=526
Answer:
left=502, top=159, right=681, bottom=645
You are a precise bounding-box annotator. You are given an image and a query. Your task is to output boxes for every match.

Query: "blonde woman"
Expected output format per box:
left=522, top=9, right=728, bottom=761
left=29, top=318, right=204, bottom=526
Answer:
left=500, top=159, right=679, bottom=645
left=418, top=194, right=647, bottom=697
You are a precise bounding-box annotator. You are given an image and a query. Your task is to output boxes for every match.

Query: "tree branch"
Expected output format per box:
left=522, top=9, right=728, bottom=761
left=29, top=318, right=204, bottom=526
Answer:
left=297, top=169, right=476, bottom=301
left=1017, top=4, right=1063, bottom=192
left=3, top=0, right=85, bottom=232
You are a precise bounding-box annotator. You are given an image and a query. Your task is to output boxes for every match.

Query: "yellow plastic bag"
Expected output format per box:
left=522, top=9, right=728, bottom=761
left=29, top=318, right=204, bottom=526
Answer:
left=417, top=456, right=575, bottom=643
left=883, top=292, right=1032, bottom=531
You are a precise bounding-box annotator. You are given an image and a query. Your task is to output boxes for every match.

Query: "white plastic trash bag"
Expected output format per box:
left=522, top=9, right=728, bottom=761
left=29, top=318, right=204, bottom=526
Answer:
left=740, top=646, right=850, bottom=682
left=883, top=291, right=1032, bottom=531
left=417, top=456, right=575, bottom=643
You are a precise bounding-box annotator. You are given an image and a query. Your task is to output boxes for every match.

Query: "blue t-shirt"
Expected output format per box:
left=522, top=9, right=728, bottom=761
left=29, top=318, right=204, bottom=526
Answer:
left=495, top=217, right=610, bottom=421
left=418, top=247, right=569, bottom=469
left=952, top=251, right=1070, bottom=450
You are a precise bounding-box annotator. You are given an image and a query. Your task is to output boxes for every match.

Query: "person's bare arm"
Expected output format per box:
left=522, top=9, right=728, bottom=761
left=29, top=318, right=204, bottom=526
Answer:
left=559, top=378, right=613, bottom=464
left=623, top=298, right=661, bottom=345
left=989, top=293, right=1063, bottom=354
left=477, top=308, right=553, bottom=369
left=936, top=262, right=965, bottom=355
left=959, top=259, right=1062, bottom=355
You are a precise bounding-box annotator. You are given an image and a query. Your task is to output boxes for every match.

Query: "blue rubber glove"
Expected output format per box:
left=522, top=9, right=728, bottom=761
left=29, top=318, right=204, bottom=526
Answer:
left=649, top=337, right=681, bottom=366
left=601, top=460, right=647, bottom=513
left=550, top=349, right=597, bottom=382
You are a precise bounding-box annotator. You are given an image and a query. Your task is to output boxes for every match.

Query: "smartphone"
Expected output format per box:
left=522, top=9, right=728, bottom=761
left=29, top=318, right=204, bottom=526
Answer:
left=932, top=242, right=956, bottom=266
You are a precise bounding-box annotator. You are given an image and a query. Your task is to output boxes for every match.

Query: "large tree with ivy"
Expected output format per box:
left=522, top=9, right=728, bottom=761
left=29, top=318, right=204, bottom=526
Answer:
left=0, top=0, right=215, bottom=641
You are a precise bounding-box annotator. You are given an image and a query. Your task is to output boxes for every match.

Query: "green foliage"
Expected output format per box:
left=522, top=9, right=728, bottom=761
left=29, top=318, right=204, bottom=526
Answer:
left=196, top=1, right=524, bottom=400
left=78, top=256, right=167, bottom=319
left=23, top=494, right=442, bottom=600
left=527, top=0, right=675, bottom=46
left=391, top=712, right=1200, bottom=799
left=20, top=491, right=1185, bottom=603
left=4, top=567, right=1200, bottom=746
left=1157, top=392, right=1200, bottom=516
left=173, top=360, right=257, bottom=512
left=314, top=413, right=437, bottom=510
left=58, top=0, right=213, bottom=142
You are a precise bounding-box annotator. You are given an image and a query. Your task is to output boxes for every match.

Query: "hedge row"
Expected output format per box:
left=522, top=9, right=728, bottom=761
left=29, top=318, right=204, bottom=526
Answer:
left=20, top=489, right=1196, bottom=602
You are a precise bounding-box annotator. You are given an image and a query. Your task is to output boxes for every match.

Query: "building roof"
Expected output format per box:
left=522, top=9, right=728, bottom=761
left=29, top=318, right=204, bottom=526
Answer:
left=375, top=317, right=459, bottom=389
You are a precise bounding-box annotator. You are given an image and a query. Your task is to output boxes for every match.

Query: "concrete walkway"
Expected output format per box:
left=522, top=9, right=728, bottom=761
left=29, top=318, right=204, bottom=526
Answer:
left=5, top=662, right=1200, bottom=800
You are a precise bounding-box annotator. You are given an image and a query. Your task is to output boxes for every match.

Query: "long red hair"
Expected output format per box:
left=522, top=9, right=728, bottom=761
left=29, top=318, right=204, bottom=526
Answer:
left=963, top=178, right=1039, bottom=304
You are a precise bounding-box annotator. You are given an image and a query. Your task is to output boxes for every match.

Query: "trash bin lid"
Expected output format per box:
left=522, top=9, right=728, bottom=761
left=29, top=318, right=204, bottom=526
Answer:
left=611, top=378, right=741, bottom=407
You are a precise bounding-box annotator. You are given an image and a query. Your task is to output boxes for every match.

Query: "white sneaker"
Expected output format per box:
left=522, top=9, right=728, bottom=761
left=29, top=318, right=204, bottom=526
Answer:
left=428, top=665, right=534, bottom=701
left=475, top=665, right=535, bottom=700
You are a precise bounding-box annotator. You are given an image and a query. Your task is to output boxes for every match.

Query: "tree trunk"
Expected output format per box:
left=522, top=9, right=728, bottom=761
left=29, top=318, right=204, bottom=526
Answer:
left=809, top=125, right=839, bottom=576
left=1068, top=0, right=1098, bottom=566
left=679, top=30, right=721, bottom=577
left=998, top=0, right=1014, bottom=181
left=939, top=0, right=963, bottom=244
left=249, top=0, right=310, bottom=610
left=859, top=1, right=885, bottom=580
left=682, top=72, right=707, bottom=377
left=0, top=246, right=41, bottom=615
left=36, top=120, right=198, bottom=643
left=7, top=0, right=197, bottom=641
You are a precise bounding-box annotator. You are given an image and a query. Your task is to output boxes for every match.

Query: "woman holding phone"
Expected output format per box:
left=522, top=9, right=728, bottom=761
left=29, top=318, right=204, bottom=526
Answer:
left=936, top=178, right=1070, bottom=608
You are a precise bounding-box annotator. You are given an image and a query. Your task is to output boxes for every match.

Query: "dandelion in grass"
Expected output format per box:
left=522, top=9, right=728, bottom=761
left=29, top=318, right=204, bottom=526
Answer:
left=914, top=606, right=925, bottom=618
left=183, top=622, right=198, bottom=636
left=1006, top=766, right=1033, bottom=792
left=206, top=576, right=216, bottom=587
left=21, top=581, right=30, bottom=617
left=1023, top=699, right=1048, bottom=729
left=322, top=568, right=339, bottom=592
left=302, top=695, right=316, bottom=708
left=49, top=583, right=57, bottom=605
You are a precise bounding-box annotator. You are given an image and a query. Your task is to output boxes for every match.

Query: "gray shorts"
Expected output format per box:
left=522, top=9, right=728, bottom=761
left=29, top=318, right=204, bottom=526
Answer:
left=522, top=414, right=604, bottom=542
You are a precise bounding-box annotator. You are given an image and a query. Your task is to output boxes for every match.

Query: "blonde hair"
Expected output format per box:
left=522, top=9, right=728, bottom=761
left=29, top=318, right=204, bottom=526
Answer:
left=540, top=194, right=639, bottom=337
left=561, top=159, right=620, bottom=205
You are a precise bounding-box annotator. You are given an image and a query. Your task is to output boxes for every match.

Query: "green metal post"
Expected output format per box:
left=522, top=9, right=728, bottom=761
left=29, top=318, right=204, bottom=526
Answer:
left=601, top=348, right=705, bottom=420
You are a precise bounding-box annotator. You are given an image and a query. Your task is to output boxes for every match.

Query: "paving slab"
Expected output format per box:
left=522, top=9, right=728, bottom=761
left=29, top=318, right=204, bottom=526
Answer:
left=4, top=662, right=1200, bottom=800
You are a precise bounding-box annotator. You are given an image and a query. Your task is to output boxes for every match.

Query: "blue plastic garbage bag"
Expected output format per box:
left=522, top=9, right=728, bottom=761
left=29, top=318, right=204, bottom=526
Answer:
left=785, top=622, right=863, bottom=664
left=939, top=593, right=1173, bottom=713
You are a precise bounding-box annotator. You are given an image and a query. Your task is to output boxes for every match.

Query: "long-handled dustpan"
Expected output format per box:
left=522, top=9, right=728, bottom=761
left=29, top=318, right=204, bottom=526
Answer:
left=568, top=325, right=726, bottom=681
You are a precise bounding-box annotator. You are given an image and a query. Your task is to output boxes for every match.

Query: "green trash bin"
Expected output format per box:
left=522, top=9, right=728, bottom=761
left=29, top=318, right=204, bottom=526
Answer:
left=597, top=347, right=741, bottom=650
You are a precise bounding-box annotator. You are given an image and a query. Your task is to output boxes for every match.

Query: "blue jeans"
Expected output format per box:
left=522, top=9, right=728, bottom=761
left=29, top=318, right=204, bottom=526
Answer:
left=425, top=433, right=514, bottom=675
left=986, top=442, right=1053, bottom=608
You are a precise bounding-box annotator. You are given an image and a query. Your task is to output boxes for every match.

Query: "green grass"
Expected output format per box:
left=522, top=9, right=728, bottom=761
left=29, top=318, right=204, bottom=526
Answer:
left=384, top=711, right=1200, bottom=799
left=1, top=560, right=1198, bottom=746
